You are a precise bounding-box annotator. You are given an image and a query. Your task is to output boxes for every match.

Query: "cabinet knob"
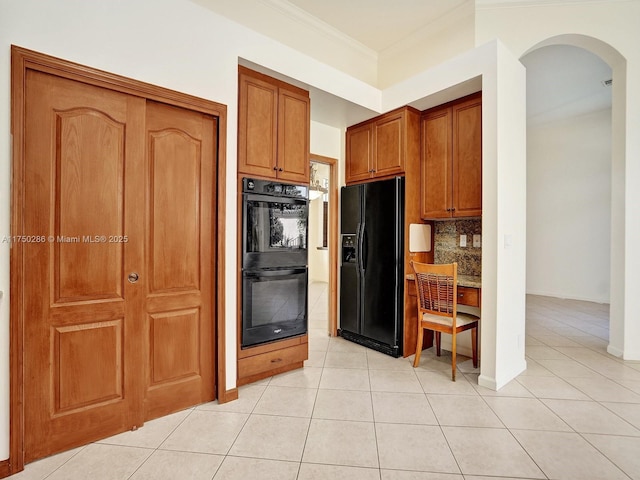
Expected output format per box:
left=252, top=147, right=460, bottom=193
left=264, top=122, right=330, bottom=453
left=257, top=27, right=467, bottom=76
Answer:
left=273, top=166, right=277, bottom=170
left=279, top=167, right=283, bottom=172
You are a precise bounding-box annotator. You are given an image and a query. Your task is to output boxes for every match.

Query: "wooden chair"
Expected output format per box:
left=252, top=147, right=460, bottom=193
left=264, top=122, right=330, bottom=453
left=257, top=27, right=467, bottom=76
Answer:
left=411, top=261, right=479, bottom=381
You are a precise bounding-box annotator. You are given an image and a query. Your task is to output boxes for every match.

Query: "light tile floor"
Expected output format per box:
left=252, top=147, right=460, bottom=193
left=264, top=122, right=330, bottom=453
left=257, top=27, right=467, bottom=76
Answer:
left=10, top=283, right=640, bottom=479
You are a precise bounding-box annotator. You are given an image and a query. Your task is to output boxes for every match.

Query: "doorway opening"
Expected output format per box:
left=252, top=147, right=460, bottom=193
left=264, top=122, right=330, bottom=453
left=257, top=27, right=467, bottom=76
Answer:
left=308, top=156, right=338, bottom=338
left=521, top=37, right=621, bottom=355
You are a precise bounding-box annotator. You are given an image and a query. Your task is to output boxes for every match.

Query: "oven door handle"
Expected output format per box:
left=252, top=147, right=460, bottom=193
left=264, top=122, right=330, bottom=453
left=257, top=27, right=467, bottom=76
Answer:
left=243, top=193, right=308, bottom=205
left=243, top=268, right=307, bottom=277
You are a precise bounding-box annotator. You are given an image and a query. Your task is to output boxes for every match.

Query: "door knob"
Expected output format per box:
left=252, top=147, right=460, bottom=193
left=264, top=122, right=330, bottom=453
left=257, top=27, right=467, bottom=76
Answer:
left=128, top=272, right=139, bottom=283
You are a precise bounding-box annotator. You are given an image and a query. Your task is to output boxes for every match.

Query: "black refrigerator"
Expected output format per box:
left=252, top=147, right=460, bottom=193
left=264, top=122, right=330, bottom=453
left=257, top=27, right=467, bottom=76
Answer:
left=339, top=177, right=404, bottom=357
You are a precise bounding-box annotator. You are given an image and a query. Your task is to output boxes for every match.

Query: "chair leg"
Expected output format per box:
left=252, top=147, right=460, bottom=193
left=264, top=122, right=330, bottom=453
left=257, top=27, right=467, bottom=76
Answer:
left=413, top=325, right=424, bottom=367
left=471, top=326, right=478, bottom=368
left=451, top=332, right=457, bottom=381
left=435, top=332, right=441, bottom=357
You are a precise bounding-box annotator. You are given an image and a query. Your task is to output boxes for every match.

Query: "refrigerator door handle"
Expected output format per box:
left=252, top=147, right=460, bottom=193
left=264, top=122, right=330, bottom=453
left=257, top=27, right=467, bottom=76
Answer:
left=357, top=222, right=365, bottom=274
left=361, top=227, right=368, bottom=272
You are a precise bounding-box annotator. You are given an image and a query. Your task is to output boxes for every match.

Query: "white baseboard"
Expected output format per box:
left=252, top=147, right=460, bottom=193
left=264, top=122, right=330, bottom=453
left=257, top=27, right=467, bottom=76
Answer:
left=478, top=374, right=497, bottom=390
left=496, top=360, right=527, bottom=390
left=478, top=359, right=527, bottom=392
left=526, top=289, right=609, bottom=305
left=607, top=344, right=624, bottom=357
left=608, top=345, right=640, bottom=361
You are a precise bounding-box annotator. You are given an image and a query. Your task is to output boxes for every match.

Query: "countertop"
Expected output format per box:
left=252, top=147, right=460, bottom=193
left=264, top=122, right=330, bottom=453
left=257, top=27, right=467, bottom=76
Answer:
left=405, top=273, right=481, bottom=289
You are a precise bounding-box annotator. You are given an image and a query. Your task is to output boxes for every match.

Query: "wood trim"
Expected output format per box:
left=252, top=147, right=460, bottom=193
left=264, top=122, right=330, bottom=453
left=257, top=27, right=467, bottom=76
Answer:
left=310, top=154, right=339, bottom=336
left=13, top=46, right=226, bottom=116
left=10, top=45, right=27, bottom=477
left=238, top=65, right=309, bottom=99
left=347, top=105, right=420, bottom=131
left=0, top=459, right=9, bottom=478
left=9, top=45, right=228, bottom=468
left=237, top=361, right=304, bottom=387
left=215, top=94, right=229, bottom=405
left=421, top=91, right=481, bottom=117
left=239, top=335, right=306, bottom=359
left=402, top=108, right=433, bottom=357
left=216, top=388, right=239, bottom=404
left=236, top=176, right=243, bottom=367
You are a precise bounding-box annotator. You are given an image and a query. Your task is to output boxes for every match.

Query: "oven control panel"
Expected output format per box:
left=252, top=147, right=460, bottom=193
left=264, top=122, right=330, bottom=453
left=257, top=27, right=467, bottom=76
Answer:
left=243, top=177, right=308, bottom=198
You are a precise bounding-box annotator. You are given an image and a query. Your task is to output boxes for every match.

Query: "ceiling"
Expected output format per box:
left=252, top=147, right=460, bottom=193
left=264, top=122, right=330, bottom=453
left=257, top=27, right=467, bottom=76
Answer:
left=522, top=45, right=612, bottom=126
left=194, top=0, right=469, bottom=55
left=197, top=0, right=612, bottom=127
left=285, top=0, right=468, bottom=52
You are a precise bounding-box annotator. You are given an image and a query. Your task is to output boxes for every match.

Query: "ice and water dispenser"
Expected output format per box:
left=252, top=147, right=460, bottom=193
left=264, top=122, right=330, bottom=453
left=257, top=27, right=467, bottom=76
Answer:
left=341, top=235, right=356, bottom=264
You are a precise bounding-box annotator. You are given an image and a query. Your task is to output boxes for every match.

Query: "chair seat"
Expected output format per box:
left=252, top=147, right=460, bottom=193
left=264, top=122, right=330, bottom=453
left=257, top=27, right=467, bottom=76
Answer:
left=421, top=311, right=479, bottom=328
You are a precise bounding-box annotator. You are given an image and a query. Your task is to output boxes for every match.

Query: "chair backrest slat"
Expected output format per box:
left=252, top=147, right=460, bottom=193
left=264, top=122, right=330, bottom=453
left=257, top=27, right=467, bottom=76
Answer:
left=416, top=272, right=454, bottom=314
left=411, top=261, right=457, bottom=319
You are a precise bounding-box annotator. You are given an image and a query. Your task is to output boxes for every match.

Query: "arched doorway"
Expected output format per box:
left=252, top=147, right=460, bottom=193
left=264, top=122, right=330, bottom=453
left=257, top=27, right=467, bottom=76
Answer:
left=521, top=34, right=627, bottom=358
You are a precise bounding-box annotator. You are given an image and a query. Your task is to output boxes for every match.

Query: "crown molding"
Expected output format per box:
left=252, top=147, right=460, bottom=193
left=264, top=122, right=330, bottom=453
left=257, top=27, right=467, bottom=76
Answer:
left=258, top=0, right=377, bottom=61
left=476, top=0, right=634, bottom=9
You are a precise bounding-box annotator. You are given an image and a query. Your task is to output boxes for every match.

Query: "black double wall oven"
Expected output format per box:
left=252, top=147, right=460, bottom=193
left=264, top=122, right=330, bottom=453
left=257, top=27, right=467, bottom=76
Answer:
left=242, top=178, right=309, bottom=348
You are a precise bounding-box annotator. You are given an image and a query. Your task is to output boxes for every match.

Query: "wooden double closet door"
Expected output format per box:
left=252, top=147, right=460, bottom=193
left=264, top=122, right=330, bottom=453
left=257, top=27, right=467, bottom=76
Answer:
left=21, top=69, right=217, bottom=461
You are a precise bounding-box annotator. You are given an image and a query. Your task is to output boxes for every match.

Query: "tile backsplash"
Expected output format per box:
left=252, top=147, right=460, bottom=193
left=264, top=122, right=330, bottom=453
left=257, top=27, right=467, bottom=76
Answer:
left=433, top=219, right=482, bottom=276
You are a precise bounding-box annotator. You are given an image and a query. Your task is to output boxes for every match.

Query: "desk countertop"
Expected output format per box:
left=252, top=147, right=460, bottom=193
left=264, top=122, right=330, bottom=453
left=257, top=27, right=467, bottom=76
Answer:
left=405, top=274, right=481, bottom=289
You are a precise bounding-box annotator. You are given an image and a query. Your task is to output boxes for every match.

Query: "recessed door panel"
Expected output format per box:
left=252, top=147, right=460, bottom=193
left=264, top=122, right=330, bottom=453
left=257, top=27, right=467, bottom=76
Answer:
left=421, top=108, right=452, bottom=218
left=149, top=130, right=200, bottom=293
left=54, top=320, right=123, bottom=413
left=54, top=109, right=125, bottom=302
left=238, top=73, right=278, bottom=176
left=277, top=88, right=310, bottom=183
left=149, top=309, right=200, bottom=386
left=452, top=98, right=482, bottom=217
left=374, top=113, right=404, bottom=175
left=346, top=124, right=372, bottom=183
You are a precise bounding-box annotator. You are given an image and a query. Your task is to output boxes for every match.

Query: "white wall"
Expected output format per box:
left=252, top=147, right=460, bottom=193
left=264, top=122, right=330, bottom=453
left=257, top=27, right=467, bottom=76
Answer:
left=527, top=109, right=612, bottom=303
left=476, top=0, right=640, bottom=360
left=310, top=121, right=343, bottom=160
left=308, top=124, right=341, bottom=284
left=308, top=197, right=329, bottom=283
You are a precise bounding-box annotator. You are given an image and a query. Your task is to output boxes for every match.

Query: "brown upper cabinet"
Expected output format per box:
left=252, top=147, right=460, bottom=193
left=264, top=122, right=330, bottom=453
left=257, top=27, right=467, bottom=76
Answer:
left=238, top=66, right=310, bottom=183
left=421, top=93, right=482, bottom=219
left=346, top=107, right=419, bottom=184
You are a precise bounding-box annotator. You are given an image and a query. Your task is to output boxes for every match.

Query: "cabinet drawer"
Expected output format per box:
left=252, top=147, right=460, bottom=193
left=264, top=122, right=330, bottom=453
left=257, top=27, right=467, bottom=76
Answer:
left=457, top=286, right=480, bottom=307
left=238, top=343, right=308, bottom=378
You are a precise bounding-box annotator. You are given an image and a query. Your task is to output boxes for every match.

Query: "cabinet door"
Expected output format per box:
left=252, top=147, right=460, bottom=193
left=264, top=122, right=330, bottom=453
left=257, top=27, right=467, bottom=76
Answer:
left=452, top=97, right=482, bottom=217
left=421, top=107, right=452, bottom=219
left=238, top=72, right=278, bottom=178
left=346, top=123, right=373, bottom=183
left=277, top=86, right=310, bottom=183
left=373, top=112, right=405, bottom=178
